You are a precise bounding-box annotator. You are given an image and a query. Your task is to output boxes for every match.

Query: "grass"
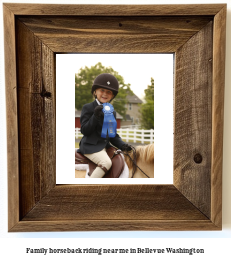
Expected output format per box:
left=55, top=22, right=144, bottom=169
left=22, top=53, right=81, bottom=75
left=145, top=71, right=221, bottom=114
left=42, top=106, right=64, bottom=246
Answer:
left=75, top=142, right=79, bottom=148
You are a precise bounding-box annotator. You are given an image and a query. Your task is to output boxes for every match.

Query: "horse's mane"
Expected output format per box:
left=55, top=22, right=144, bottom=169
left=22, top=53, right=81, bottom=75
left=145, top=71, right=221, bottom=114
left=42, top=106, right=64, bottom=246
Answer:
left=124, top=143, right=154, bottom=169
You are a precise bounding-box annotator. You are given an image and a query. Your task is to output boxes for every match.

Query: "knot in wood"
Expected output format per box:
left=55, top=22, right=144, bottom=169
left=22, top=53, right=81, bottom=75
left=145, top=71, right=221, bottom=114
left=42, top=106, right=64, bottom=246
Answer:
left=40, top=90, right=52, bottom=99
left=194, top=153, right=203, bottom=164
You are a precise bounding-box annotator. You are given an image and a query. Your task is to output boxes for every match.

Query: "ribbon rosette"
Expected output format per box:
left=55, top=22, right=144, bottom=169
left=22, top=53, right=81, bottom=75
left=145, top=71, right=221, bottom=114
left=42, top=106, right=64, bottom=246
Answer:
left=101, top=103, right=117, bottom=138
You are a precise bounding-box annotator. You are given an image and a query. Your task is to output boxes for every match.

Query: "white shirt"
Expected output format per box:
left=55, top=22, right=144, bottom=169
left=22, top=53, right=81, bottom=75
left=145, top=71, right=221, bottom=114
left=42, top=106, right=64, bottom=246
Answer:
left=96, top=99, right=102, bottom=105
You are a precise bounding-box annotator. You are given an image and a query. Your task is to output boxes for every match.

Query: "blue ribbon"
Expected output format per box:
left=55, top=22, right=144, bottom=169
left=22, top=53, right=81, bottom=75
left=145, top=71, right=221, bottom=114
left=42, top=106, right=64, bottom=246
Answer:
left=101, top=103, right=117, bottom=138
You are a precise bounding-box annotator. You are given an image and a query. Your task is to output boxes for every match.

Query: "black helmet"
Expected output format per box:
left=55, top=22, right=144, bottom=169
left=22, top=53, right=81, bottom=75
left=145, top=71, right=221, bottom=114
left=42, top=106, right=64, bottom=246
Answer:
left=91, top=73, right=119, bottom=97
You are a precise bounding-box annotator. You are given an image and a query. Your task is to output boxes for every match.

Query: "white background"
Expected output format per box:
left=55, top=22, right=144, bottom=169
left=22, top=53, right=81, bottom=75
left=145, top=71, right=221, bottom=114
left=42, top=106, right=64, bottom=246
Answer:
left=0, top=0, right=231, bottom=260
left=56, top=53, right=173, bottom=184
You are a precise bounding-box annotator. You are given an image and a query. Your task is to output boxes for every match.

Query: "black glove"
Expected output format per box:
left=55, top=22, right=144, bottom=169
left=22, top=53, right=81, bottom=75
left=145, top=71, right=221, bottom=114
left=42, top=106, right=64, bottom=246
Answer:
left=121, top=144, right=132, bottom=152
left=94, top=105, right=103, bottom=118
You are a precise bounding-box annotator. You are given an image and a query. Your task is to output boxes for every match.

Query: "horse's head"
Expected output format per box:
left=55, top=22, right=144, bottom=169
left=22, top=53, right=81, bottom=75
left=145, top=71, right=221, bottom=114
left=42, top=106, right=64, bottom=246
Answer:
left=124, top=143, right=154, bottom=169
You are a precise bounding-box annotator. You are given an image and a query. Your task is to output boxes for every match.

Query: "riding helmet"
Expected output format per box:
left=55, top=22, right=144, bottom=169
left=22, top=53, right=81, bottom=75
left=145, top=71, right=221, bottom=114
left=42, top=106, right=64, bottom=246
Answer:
left=91, top=73, right=119, bottom=97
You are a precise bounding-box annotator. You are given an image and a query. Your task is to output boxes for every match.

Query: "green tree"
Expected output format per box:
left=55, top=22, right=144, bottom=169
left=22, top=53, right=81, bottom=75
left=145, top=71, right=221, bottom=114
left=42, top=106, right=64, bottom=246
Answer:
left=75, top=62, right=133, bottom=119
left=139, top=78, right=154, bottom=129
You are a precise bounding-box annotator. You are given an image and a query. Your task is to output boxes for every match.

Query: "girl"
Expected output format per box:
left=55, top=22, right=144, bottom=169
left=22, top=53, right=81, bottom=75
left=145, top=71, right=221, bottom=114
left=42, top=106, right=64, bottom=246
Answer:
left=79, top=73, right=132, bottom=178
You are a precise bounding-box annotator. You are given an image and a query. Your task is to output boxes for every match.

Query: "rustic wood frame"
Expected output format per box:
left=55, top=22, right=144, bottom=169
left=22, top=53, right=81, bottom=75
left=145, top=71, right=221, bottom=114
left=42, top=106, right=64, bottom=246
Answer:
left=4, top=4, right=226, bottom=231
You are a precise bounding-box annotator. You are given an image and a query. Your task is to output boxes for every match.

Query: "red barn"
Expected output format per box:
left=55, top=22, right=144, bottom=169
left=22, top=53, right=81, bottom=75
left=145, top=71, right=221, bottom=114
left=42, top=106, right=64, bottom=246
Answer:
left=75, top=109, right=122, bottom=129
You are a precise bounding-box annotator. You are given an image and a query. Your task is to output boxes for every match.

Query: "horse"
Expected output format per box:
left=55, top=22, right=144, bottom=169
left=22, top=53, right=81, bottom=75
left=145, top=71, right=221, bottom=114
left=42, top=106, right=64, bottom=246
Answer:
left=123, top=143, right=154, bottom=178
left=75, top=143, right=154, bottom=178
left=75, top=147, right=130, bottom=178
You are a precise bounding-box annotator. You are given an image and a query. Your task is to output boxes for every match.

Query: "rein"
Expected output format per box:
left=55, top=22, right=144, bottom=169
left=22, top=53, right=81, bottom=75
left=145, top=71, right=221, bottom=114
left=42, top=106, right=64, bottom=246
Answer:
left=112, top=145, right=150, bottom=178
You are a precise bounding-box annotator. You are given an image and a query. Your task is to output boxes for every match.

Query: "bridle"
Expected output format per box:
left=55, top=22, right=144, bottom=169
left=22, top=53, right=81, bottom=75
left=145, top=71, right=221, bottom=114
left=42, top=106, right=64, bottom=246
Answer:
left=112, top=145, right=151, bottom=178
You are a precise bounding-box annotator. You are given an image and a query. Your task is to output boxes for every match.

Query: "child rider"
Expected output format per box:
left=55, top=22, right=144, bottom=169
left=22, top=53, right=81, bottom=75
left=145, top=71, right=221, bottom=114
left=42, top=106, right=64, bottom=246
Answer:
left=79, top=73, right=132, bottom=178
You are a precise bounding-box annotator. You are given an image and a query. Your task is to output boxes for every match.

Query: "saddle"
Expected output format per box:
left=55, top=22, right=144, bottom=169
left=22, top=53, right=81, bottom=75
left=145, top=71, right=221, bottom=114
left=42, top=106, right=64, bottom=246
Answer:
left=75, top=147, right=125, bottom=178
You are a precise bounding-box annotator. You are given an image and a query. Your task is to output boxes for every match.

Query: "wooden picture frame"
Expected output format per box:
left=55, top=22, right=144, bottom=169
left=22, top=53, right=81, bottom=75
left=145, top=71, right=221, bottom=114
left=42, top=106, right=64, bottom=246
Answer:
left=4, top=3, right=226, bottom=231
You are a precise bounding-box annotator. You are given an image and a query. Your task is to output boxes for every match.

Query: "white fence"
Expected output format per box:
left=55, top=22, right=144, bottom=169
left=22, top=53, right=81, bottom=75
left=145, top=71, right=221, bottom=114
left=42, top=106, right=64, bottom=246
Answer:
left=75, top=128, right=154, bottom=144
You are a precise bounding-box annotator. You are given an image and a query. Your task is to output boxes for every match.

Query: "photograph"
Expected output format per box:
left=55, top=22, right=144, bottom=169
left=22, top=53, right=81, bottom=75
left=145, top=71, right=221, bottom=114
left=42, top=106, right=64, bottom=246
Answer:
left=1, top=1, right=231, bottom=259
left=56, top=53, right=173, bottom=184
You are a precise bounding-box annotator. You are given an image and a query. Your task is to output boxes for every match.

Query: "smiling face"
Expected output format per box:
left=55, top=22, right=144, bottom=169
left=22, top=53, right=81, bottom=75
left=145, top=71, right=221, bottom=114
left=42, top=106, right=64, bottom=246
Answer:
left=95, top=88, right=114, bottom=103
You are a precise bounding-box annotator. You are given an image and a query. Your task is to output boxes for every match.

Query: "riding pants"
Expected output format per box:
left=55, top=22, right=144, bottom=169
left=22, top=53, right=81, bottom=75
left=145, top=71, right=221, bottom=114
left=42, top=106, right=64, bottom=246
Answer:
left=84, top=148, right=112, bottom=178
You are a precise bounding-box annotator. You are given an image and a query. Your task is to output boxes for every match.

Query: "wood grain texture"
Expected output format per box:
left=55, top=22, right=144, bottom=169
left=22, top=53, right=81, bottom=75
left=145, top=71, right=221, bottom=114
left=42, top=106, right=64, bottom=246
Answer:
left=4, top=3, right=226, bottom=231
left=11, top=220, right=218, bottom=232
left=3, top=4, right=19, bottom=231
left=18, top=16, right=212, bottom=53
left=13, top=185, right=219, bottom=232
left=174, top=22, right=213, bottom=218
left=22, top=185, right=207, bottom=221
left=211, top=5, right=226, bottom=228
left=3, top=3, right=225, bottom=16
left=16, top=19, right=56, bottom=219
